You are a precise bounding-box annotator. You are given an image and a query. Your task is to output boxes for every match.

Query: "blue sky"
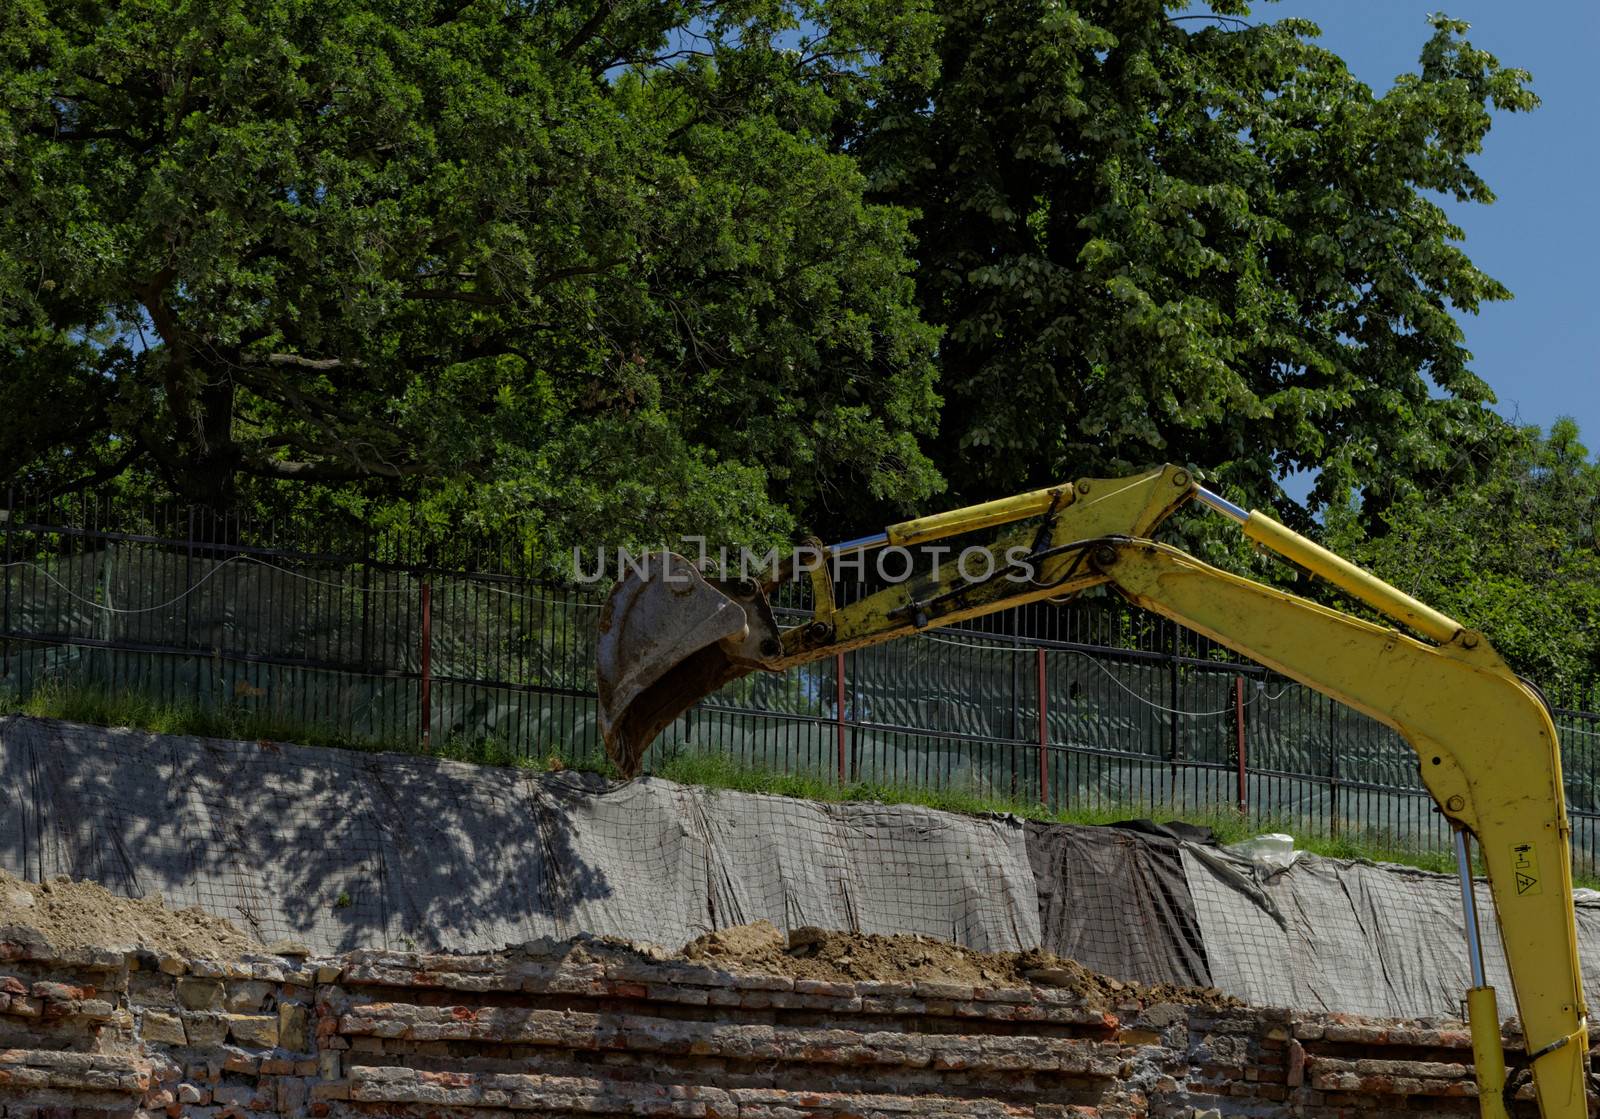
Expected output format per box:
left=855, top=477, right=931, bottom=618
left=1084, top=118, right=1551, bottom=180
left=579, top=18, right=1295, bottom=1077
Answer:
left=1256, top=1, right=1598, bottom=444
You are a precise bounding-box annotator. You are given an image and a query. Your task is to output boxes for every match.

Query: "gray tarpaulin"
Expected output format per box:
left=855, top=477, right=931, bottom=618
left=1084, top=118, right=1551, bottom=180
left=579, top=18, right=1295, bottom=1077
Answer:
left=1026, top=820, right=1210, bottom=986
left=0, top=716, right=1038, bottom=955
left=15, top=710, right=1600, bottom=1020
left=1183, top=845, right=1600, bottom=1018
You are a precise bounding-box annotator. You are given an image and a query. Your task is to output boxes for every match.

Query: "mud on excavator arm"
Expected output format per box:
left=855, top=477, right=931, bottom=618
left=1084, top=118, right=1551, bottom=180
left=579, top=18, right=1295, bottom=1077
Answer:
left=595, top=464, right=1589, bottom=1119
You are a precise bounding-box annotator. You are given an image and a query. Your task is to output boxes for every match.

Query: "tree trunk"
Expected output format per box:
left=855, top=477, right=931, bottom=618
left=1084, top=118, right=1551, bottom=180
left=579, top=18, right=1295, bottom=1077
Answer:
left=176, top=375, right=241, bottom=509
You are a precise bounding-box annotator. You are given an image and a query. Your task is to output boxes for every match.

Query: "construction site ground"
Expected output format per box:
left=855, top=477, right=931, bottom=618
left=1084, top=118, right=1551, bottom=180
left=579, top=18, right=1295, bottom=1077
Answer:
left=1, top=715, right=1593, bottom=1116
left=0, top=873, right=1538, bottom=1119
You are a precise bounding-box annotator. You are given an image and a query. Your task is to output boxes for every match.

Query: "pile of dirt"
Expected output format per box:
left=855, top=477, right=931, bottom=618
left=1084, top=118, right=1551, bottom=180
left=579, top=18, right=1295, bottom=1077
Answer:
left=0, top=869, right=262, bottom=959
left=0, top=868, right=1231, bottom=1007
left=677, top=920, right=1234, bottom=1009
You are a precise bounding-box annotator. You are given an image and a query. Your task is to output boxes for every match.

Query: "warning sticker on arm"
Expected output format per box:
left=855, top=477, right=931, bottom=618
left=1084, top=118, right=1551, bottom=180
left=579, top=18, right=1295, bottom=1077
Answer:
left=1510, top=842, right=1542, bottom=896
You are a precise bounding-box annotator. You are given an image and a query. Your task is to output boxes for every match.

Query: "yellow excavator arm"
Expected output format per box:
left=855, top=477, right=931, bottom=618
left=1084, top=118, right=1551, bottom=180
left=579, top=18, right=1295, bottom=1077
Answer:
left=596, top=464, right=1588, bottom=1119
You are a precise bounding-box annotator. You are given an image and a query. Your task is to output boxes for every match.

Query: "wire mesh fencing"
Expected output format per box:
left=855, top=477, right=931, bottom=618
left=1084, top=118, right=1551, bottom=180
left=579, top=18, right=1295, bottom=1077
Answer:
left=3, top=491, right=1599, bottom=875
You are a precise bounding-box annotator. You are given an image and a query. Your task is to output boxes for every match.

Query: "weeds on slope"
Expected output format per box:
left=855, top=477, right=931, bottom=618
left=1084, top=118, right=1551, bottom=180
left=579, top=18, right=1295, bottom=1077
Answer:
left=649, top=747, right=1488, bottom=877
left=3, top=680, right=368, bottom=751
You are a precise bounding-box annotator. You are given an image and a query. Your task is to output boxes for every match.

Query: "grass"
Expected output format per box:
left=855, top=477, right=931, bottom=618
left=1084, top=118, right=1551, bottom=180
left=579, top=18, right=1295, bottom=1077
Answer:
left=3, top=679, right=371, bottom=751
left=653, top=744, right=1260, bottom=834
left=649, top=745, right=1496, bottom=877
left=4, top=679, right=1584, bottom=884
left=0, top=679, right=607, bottom=771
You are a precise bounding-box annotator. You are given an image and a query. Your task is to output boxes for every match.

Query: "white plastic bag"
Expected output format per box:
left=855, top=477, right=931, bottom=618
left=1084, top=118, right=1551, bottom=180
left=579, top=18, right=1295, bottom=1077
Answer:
left=1227, top=832, right=1301, bottom=872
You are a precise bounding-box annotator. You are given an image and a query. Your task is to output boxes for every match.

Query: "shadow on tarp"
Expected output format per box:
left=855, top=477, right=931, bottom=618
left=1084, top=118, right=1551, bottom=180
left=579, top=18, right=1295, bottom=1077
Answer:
left=1026, top=819, right=1212, bottom=987
left=0, top=716, right=1039, bottom=955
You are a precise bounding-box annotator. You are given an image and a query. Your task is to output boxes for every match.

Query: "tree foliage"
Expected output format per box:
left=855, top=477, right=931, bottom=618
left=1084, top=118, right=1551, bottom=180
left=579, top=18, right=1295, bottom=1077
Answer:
left=1327, top=419, right=1600, bottom=700
left=0, top=0, right=941, bottom=555
left=1, top=0, right=1543, bottom=567
left=851, top=1, right=1536, bottom=521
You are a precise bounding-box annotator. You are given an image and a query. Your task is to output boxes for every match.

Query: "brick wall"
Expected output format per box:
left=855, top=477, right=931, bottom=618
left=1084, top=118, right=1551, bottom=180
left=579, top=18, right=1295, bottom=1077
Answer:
left=0, top=934, right=1560, bottom=1118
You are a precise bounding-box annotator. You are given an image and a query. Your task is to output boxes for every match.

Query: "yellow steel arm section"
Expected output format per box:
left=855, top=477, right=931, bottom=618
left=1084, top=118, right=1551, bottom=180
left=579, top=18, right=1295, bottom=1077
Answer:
left=1090, top=537, right=1588, bottom=1119
left=774, top=464, right=1194, bottom=665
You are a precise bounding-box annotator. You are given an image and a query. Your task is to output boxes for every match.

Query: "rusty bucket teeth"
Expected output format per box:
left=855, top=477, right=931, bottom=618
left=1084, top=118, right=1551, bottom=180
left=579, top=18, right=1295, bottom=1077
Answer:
left=596, top=552, right=781, bottom=776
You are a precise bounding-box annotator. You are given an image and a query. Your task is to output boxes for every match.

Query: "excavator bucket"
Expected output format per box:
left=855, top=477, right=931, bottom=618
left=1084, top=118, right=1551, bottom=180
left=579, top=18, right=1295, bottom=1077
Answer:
left=596, top=552, right=781, bottom=776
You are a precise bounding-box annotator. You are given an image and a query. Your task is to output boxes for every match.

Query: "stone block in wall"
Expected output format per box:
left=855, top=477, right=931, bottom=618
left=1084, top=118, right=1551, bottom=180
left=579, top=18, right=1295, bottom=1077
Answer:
left=226, top=1011, right=279, bottom=1048
left=279, top=1002, right=310, bottom=1051
left=181, top=1010, right=228, bottom=1046
left=176, top=976, right=224, bottom=1010
left=140, top=1008, right=186, bottom=1046
left=224, top=978, right=278, bottom=1012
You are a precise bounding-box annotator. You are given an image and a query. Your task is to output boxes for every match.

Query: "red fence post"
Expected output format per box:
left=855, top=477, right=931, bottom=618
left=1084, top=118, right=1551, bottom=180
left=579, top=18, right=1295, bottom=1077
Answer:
left=420, top=581, right=433, bottom=750
left=835, top=652, right=847, bottom=784
left=1234, top=675, right=1247, bottom=813
left=1037, top=648, right=1049, bottom=806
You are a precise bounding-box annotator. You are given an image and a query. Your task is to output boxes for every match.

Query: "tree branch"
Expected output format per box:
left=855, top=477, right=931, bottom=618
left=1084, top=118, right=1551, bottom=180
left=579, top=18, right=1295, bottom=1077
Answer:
left=32, top=120, right=152, bottom=150
left=238, top=449, right=427, bottom=482
left=401, top=288, right=509, bottom=306
left=33, top=444, right=141, bottom=500
left=132, top=421, right=186, bottom=480
left=559, top=0, right=618, bottom=59
left=139, top=268, right=181, bottom=352
left=232, top=364, right=363, bottom=430
left=402, top=260, right=622, bottom=306
left=530, top=259, right=626, bottom=294
left=247, top=352, right=363, bottom=371
left=430, top=0, right=477, bottom=25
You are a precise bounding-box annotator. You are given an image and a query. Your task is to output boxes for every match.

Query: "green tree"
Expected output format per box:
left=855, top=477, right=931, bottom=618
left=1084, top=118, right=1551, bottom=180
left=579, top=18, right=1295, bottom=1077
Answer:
left=851, top=1, right=1535, bottom=522
left=0, top=0, right=941, bottom=556
left=1326, top=418, right=1600, bottom=700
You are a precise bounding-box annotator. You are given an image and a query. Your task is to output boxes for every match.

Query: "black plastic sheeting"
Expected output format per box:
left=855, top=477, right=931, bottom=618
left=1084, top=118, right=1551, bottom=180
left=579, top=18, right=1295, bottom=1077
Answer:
left=1026, top=819, right=1211, bottom=986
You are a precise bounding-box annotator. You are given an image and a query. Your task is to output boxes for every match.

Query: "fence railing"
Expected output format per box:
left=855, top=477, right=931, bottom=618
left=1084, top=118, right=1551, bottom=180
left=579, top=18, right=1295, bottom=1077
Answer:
left=4, top=496, right=1600, bottom=873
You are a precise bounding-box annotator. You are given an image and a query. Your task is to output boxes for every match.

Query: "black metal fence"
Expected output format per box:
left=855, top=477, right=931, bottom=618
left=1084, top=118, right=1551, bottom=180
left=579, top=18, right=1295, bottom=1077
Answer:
left=5, top=491, right=1600, bottom=872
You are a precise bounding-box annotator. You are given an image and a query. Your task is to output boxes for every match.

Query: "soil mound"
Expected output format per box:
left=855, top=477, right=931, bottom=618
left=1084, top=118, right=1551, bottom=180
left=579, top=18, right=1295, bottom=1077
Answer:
left=0, top=868, right=1233, bottom=1009
left=678, top=920, right=1234, bottom=1009
left=0, top=868, right=262, bottom=959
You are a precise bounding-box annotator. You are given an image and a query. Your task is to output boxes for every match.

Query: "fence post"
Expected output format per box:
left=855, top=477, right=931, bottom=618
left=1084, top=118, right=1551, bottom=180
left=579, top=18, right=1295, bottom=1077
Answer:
left=836, top=651, right=847, bottom=785
left=1234, top=675, right=1247, bottom=814
left=419, top=581, right=433, bottom=750
left=1036, top=647, right=1049, bottom=807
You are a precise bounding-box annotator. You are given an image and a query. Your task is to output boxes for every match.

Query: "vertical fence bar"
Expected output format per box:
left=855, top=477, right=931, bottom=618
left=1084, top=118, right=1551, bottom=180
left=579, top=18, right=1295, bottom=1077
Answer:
left=360, top=553, right=373, bottom=675
left=419, top=581, right=433, bottom=750
left=1234, top=675, right=1247, bottom=814
left=1168, top=637, right=1181, bottom=803
left=1328, top=692, right=1341, bottom=839
left=1036, top=647, right=1049, bottom=807
left=97, top=541, right=115, bottom=685
left=2, top=485, right=12, bottom=682
left=185, top=508, right=197, bottom=704
left=835, top=651, right=847, bottom=784
left=1009, top=630, right=1021, bottom=797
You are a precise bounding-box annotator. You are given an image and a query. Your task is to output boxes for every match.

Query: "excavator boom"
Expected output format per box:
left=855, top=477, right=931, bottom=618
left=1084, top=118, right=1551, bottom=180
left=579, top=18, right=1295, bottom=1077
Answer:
left=595, top=464, right=1588, bottom=1119
left=598, top=465, right=1195, bottom=770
